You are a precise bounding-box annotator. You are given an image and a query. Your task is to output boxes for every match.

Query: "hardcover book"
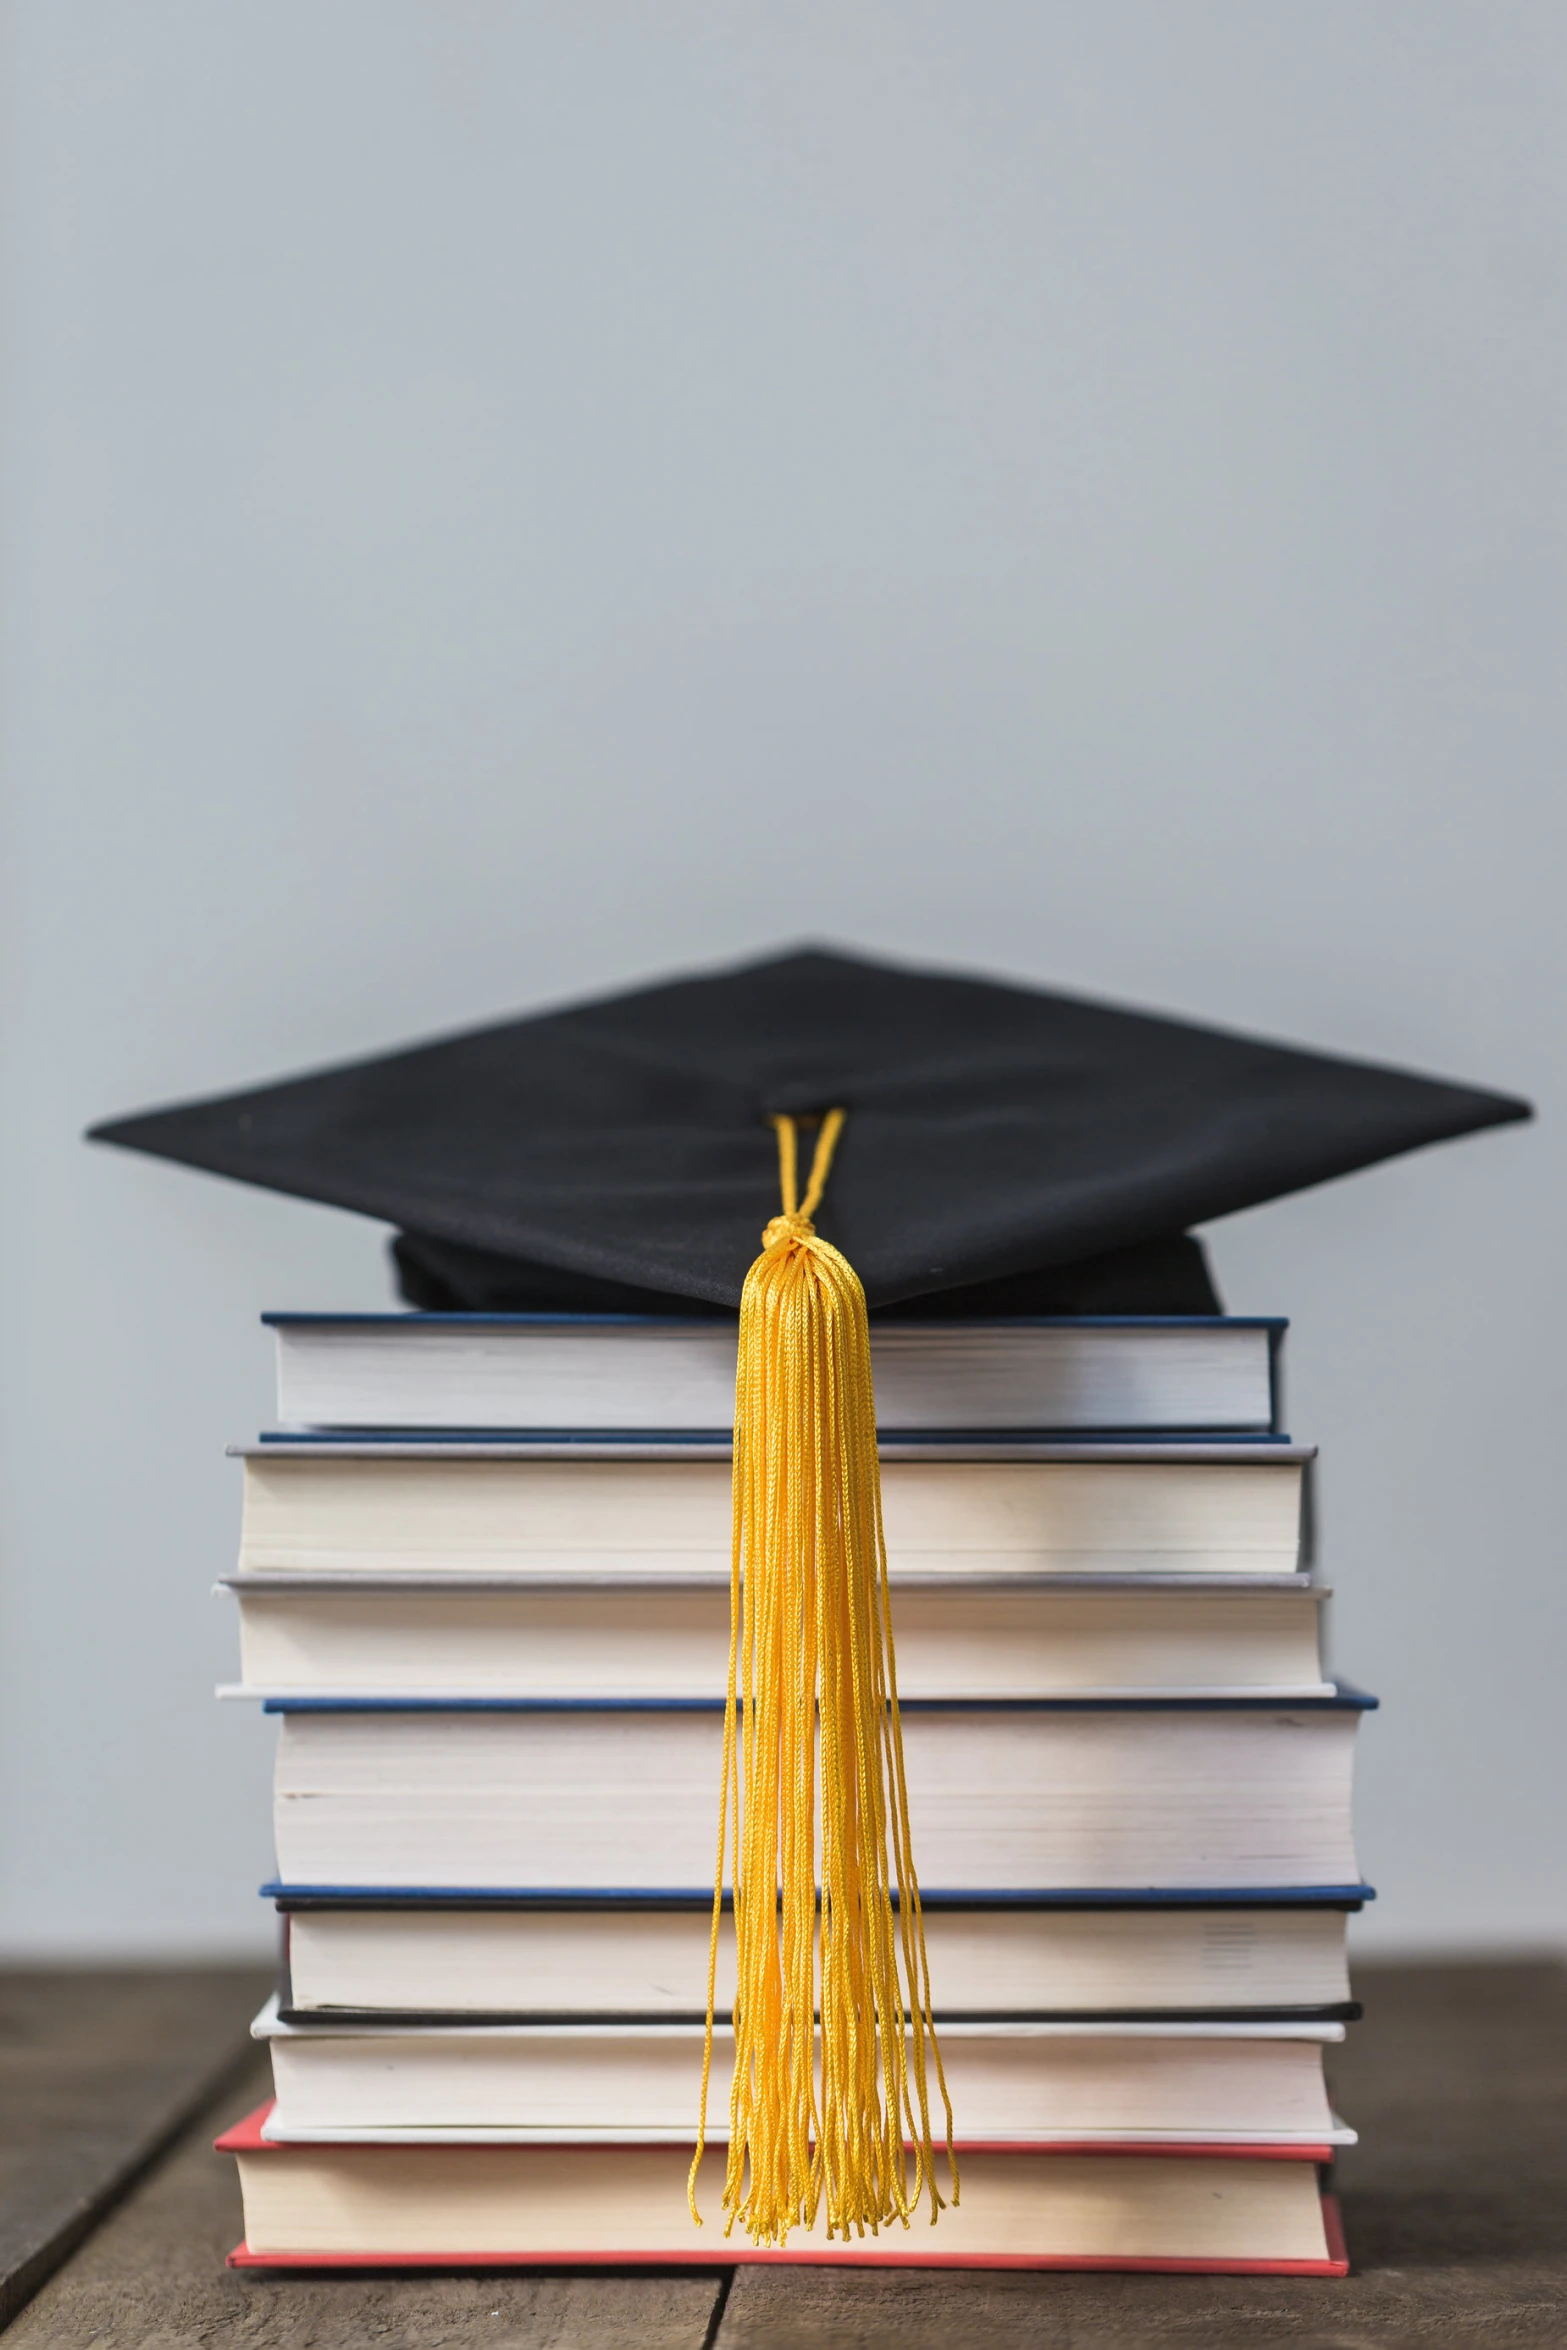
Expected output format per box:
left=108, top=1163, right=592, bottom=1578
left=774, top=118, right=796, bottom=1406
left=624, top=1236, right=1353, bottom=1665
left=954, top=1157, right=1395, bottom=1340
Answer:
left=218, top=2103, right=1349, bottom=2272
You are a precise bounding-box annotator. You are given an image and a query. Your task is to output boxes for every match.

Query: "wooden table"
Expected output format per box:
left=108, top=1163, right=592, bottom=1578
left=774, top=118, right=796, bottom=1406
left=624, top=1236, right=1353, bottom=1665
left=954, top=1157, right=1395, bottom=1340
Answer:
left=3, top=1960, right=1563, bottom=2347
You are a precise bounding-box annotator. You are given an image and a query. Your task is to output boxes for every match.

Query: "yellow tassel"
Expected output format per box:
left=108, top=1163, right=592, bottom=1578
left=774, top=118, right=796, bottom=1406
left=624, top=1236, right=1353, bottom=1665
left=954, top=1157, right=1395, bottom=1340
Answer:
left=689, top=1109, right=957, bottom=2245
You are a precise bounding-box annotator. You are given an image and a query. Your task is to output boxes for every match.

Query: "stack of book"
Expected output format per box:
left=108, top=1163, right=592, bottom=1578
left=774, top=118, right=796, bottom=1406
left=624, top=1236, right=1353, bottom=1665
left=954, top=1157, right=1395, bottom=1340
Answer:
left=216, top=1310, right=1366, bottom=2273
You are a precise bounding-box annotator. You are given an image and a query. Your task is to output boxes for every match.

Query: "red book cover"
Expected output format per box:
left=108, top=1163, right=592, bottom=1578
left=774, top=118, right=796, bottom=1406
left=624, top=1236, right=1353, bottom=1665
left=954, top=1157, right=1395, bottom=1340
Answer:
left=218, top=2103, right=1348, bottom=2276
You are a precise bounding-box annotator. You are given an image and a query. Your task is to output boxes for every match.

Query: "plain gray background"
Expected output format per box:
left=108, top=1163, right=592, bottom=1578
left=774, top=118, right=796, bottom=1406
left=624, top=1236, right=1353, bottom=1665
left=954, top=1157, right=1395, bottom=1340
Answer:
left=1, top=3, right=1562, bottom=1958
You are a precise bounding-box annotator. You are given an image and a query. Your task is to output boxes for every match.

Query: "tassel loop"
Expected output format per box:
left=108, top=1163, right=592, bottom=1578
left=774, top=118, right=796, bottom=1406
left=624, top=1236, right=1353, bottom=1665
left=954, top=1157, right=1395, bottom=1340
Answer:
left=689, top=1108, right=957, bottom=2247
left=761, top=1103, right=845, bottom=1250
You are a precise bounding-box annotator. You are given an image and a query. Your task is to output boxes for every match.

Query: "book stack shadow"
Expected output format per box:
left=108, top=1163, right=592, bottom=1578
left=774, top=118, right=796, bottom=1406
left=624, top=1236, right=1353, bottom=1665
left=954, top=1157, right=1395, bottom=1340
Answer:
left=216, top=1310, right=1367, bottom=2273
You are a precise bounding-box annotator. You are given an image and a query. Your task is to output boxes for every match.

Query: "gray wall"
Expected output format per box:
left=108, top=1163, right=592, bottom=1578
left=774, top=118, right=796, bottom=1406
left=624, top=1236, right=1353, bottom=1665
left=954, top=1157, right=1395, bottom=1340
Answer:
left=2, top=3, right=1562, bottom=1957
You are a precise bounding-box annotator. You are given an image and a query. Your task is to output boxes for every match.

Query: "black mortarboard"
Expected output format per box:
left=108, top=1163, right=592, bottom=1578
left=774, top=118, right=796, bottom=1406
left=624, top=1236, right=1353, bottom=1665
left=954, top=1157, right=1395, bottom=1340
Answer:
left=88, top=945, right=1530, bottom=1315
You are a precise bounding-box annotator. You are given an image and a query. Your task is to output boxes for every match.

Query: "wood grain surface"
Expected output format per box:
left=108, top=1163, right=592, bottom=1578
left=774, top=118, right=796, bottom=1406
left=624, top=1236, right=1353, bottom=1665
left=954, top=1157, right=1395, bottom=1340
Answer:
left=3, top=1959, right=1563, bottom=2347
left=0, top=1966, right=272, bottom=2331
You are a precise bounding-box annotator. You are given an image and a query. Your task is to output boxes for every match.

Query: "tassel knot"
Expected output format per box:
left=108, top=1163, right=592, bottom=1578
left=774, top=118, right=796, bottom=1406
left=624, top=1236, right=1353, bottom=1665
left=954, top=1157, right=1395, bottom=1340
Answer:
left=761, top=1211, right=815, bottom=1249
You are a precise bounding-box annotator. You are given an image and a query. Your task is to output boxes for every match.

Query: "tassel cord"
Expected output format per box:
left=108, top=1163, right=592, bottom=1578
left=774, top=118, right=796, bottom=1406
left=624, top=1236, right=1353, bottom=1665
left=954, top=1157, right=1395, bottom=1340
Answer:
left=689, top=1110, right=957, bottom=2245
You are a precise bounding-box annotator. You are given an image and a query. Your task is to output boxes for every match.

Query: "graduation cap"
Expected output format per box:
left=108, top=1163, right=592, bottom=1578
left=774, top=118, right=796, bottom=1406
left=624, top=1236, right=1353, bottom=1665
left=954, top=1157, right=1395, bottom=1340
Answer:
left=89, top=945, right=1529, bottom=2245
left=89, top=943, right=1529, bottom=1317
